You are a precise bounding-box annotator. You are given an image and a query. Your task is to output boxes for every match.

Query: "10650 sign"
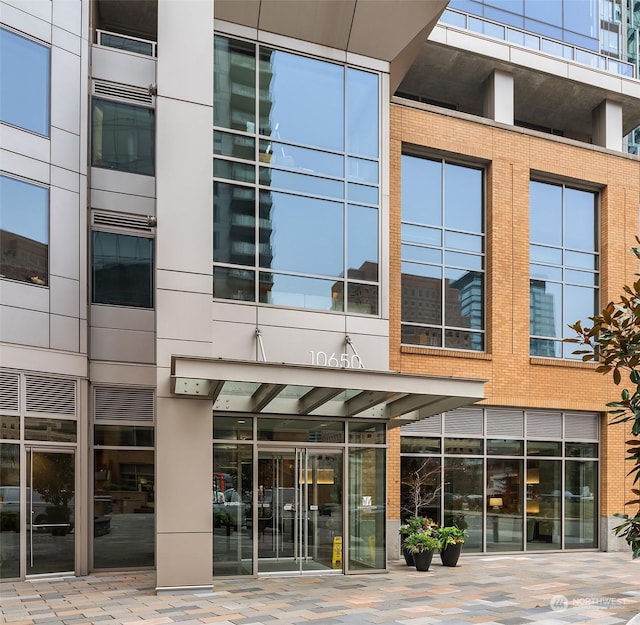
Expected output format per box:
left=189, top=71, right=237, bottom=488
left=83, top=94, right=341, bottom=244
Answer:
left=310, top=351, right=363, bottom=368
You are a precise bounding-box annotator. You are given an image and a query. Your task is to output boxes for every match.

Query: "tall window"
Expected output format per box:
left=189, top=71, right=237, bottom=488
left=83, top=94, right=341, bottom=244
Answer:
left=92, top=99, right=155, bottom=175
left=92, top=231, right=154, bottom=308
left=529, top=180, right=598, bottom=358
left=0, top=174, right=49, bottom=286
left=400, top=154, right=485, bottom=351
left=213, top=36, right=380, bottom=314
left=0, top=28, right=50, bottom=136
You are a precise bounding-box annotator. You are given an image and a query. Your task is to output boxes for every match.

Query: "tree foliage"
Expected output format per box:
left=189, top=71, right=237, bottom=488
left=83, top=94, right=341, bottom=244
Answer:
left=566, top=239, right=640, bottom=557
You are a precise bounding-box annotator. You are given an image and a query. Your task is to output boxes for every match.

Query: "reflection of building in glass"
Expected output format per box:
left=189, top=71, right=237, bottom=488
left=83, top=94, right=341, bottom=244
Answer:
left=0, top=230, right=48, bottom=286
left=530, top=280, right=557, bottom=357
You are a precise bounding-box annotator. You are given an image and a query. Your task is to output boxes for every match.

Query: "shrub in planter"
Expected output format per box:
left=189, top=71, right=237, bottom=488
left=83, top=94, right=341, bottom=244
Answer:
left=403, top=530, right=441, bottom=572
left=399, top=516, right=427, bottom=565
left=435, top=525, right=466, bottom=567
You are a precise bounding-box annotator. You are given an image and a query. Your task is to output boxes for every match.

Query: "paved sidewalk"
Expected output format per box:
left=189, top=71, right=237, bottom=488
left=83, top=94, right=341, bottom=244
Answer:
left=1, top=552, right=639, bottom=625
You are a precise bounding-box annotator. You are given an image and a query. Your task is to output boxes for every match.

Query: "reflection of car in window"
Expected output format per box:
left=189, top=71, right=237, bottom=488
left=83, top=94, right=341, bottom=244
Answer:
left=213, top=488, right=252, bottom=530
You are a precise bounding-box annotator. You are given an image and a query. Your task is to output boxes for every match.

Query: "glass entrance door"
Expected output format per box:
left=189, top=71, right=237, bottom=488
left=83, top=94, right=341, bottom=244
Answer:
left=26, top=448, right=75, bottom=576
left=257, top=448, right=343, bottom=574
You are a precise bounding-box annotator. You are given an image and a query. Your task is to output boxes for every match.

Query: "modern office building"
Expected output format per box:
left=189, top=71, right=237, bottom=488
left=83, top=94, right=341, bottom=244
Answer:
left=0, top=0, right=638, bottom=590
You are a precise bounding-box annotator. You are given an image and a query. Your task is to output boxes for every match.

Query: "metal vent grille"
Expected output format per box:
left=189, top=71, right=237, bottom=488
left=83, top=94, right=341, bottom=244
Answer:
left=526, top=411, right=563, bottom=438
left=94, top=386, right=155, bottom=422
left=93, top=80, right=154, bottom=106
left=444, top=407, right=483, bottom=436
left=486, top=409, right=524, bottom=437
left=25, top=376, right=76, bottom=415
left=92, top=211, right=154, bottom=233
left=401, top=413, right=442, bottom=435
left=0, top=371, right=20, bottom=412
left=565, top=412, right=600, bottom=441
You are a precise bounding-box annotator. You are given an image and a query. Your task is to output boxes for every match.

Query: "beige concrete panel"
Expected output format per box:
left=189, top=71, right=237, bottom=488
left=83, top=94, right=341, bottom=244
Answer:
left=345, top=315, right=389, bottom=338
left=89, top=361, right=156, bottom=386
left=157, top=0, right=212, bottom=105
left=90, top=168, right=156, bottom=198
left=257, top=306, right=345, bottom=333
left=155, top=340, right=213, bottom=379
left=78, top=177, right=88, bottom=320
left=156, top=289, right=212, bottom=343
left=621, top=79, right=640, bottom=99
left=1, top=1, right=51, bottom=41
left=90, top=326, right=155, bottom=363
left=211, top=320, right=259, bottom=361
left=212, top=301, right=256, bottom=323
left=157, top=269, right=211, bottom=296
left=90, top=189, right=155, bottom=215
left=155, top=98, right=212, bottom=275
left=50, top=186, right=80, bottom=280
left=509, top=47, right=568, bottom=77
left=215, top=0, right=259, bottom=30
left=90, top=305, right=155, bottom=332
left=0, top=343, right=87, bottom=377
left=0, top=279, right=49, bottom=311
left=51, top=45, right=80, bottom=134
left=51, top=165, right=80, bottom=193
left=1, top=125, right=49, bottom=162
left=50, top=275, right=79, bottom=317
left=52, top=24, right=80, bottom=55
left=91, top=46, right=156, bottom=88
left=52, top=0, right=82, bottom=36
left=156, top=396, right=212, bottom=534
left=0, top=149, right=50, bottom=183
left=567, top=65, right=622, bottom=93
left=80, top=318, right=87, bottom=354
left=51, top=127, right=81, bottom=172
left=0, top=305, right=49, bottom=347
left=50, top=314, right=80, bottom=352
left=258, top=0, right=354, bottom=52
left=156, top=531, right=212, bottom=589
left=335, top=331, right=389, bottom=371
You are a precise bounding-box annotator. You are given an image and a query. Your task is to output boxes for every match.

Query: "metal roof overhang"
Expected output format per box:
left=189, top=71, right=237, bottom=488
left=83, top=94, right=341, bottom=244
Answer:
left=170, top=356, right=486, bottom=428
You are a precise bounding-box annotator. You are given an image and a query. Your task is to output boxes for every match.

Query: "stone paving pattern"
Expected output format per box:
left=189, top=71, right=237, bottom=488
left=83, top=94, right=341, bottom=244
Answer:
left=1, top=552, right=639, bottom=625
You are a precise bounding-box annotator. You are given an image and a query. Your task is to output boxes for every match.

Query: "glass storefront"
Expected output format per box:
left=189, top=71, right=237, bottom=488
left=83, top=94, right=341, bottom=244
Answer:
left=213, top=416, right=385, bottom=576
left=401, top=408, right=599, bottom=552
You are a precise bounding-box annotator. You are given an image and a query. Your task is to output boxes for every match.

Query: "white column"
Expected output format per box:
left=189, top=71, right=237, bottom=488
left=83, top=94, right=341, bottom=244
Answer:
left=483, top=69, right=514, bottom=125
left=592, top=99, right=623, bottom=152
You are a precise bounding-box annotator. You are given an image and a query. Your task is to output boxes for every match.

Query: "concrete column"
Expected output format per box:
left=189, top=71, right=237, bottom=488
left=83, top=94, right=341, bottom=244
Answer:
left=592, top=99, right=623, bottom=152
left=483, top=69, right=514, bottom=125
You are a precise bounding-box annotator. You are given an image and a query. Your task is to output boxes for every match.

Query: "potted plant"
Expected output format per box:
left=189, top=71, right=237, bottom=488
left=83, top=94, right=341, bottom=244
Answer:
left=403, top=530, right=441, bottom=571
left=399, top=516, right=426, bottom=565
left=436, top=525, right=466, bottom=567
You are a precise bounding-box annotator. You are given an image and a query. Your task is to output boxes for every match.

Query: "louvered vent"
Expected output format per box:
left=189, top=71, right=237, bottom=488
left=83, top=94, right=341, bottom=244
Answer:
left=93, top=80, right=154, bottom=106
left=401, top=413, right=442, bottom=435
left=92, top=211, right=154, bottom=233
left=25, top=376, right=76, bottom=415
left=486, top=409, right=524, bottom=437
left=444, top=407, right=483, bottom=436
left=526, top=411, right=563, bottom=438
left=0, top=371, right=20, bottom=412
left=94, top=386, right=155, bottom=422
left=565, top=412, right=600, bottom=441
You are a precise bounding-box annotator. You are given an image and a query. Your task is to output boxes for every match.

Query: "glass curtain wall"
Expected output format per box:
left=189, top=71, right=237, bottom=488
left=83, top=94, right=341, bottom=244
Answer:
left=0, top=441, right=20, bottom=579
left=213, top=36, right=380, bottom=314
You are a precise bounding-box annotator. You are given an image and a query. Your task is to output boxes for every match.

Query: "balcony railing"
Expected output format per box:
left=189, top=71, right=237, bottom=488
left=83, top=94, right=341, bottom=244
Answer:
left=96, top=30, right=157, bottom=58
left=439, top=8, right=635, bottom=79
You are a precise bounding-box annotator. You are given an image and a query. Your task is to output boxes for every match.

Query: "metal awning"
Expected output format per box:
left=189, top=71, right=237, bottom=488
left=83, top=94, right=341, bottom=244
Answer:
left=170, top=356, right=485, bottom=428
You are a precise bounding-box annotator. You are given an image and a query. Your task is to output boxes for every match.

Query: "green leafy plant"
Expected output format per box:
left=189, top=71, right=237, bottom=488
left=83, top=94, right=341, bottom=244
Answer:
left=435, top=525, right=466, bottom=547
left=567, top=239, right=640, bottom=558
left=403, top=530, right=441, bottom=554
left=399, top=515, right=427, bottom=536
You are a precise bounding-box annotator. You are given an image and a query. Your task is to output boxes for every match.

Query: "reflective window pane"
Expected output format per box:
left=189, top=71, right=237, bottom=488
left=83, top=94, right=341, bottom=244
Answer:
left=94, top=425, right=154, bottom=447
left=259, top=272, right=341, bottom=311
left=444, top=163, right=482, bottom=232
left=25, top=418, right=77, bottom=442
left=530, top=244, right=562, bottom=265
left=530, top=280, right=561, bottom=338
left=347, top=68, right=378, bottom=158
left=526, top=459, right=561, bottom=550
left=445, top=329, right=484, bottom=350
left=402, top=244, right=441, bottom=265
left=214, top=131, right=255, bottom=159
left=527, top=440, right=562, bottom=456
left=347, top=282, right=378, bottom=315
left=530, top=181, right=562, bottom=246
left=401, top=263, right=442, bottom=324
left=0, top=28, right=50, bottom=136
left=402, top=224, right=442, bottom=247
left=260, top=168, right=343, bottom=199
left=214, top=37, right=255, bottom=132
left=348, top=205, right=378, bottom=278
left=487, top=439, right=524, bottom=455
left=348, top=157, right=378, bottom=185
left=213, top=416, right=254, bottom=441
left=214, top=182, right=255, bottom=266
left=0, top=415, right=19, bottom=440
left=565, top=442, right=598, bottom=458
left=94, top=448, right=154, bottom=567
left=213, top=266, right=254, bottom=302
left=401, top=456, right=440, bottom=520
left=444, top=457, right=483, bottom=552
left=215, top=159, right=255, bottom=183
left=445, top=269, right=483, bottom=329
left=349, top=421, right=385, bottom=445
left=564, top=460, right=597, bottom=548
left=0, top=175, right=49, bottom=286
left=0, top=444, right=20, bottom=578
left=92, top=99, right=155, bottom=175
left=401, top=155, right=441, bottom=226
left=259, top=192, right=343, bottom=276
left=260, top=48, right=343, bottom=151
left=445, top=231, right=483, bottom=253
left=347, top=182, right=378, bottom=205
left=400, top=437, right=441, bottom=454
left=444, top=438, right=483, bottom=454
left=530, top=263, right=562, bottom=282
left=486, top=458, right=523, bottom=552
left=402, top=324, right=442, bottom=347
left=530, top=337, right=562, bottom=358
left=564, top=187, right=596, bottom=251
left=259, top=141, right=343, bottom=178
left=92, top=231, right=154, bottom=308
left=258, top=418, right=344, bottom=442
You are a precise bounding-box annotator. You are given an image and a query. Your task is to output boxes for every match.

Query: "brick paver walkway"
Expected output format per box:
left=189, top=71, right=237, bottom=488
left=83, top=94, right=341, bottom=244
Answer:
left=1, top=552, right=639, bottom=625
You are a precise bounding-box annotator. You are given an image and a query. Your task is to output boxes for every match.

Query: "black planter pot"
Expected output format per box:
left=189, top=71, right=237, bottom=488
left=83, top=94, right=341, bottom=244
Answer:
left=440, top=542, right=463, bottom=567
left=413, top=549, right=434, bottom=572
left=402, top=545, right=414, bottom=566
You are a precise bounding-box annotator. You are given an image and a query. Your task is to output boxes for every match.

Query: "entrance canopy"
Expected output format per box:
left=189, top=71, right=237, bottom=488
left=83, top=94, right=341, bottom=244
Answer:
left=171, top=356, right=485, bottom=427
